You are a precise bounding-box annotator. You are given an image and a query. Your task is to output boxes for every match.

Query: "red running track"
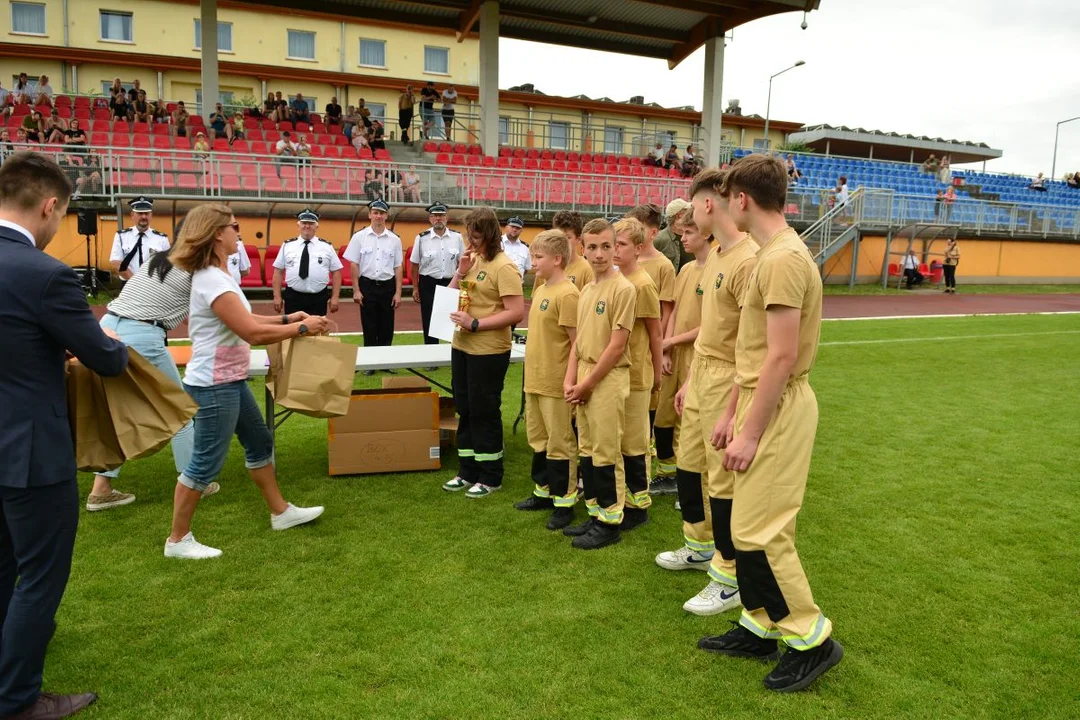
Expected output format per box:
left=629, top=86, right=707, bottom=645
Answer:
left=89, top=292, right=1080, bottom=340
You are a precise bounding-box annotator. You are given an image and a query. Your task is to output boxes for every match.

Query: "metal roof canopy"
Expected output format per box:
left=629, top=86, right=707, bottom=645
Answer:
left=789, top=126, right=1003, bottom=165
left=232, top=0, right=819, bottom=69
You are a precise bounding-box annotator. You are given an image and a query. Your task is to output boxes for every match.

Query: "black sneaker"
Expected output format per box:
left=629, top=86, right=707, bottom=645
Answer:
left=763, top=638, right=844, bottom=693
left=546, top=507, right=574, bottom=531
left=563, top=517, right=595, bottom=537
left=698, top=622, right=782, bottom=661
left=514, top=495, right=554, bottom=511
left=571, top=521, right=621, bottom=550
left=649, top=476, right=678, bottom=496
left=620, top=507, right=649, bottom=532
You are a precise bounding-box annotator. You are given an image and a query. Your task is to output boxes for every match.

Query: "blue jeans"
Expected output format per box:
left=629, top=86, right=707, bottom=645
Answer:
left=98, top=315, right=193, bottom=479
left=179, top=381, right=273, bottom=492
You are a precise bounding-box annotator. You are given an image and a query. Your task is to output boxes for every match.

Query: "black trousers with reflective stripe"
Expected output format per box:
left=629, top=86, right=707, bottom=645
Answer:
left=451, top=348, right=509, bottom=487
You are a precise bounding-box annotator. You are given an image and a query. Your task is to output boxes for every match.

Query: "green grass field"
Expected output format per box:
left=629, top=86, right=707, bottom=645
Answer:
left=53, top=313, right=1080, bottom=719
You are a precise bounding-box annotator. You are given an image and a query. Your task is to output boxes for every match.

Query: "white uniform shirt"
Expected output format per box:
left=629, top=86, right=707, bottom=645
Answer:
left=903, top=254, right=919, bottom=271
left=409, top=227, right=464, bottom=280
left=227, top=239, right=252, bottom=285
left=343, top=226, right=403, bottom=281
left=110, top=226, right=170, bottom=276
left=273, top=236, right=343, bottom=293
left=501, top=235, right=531, bottom=277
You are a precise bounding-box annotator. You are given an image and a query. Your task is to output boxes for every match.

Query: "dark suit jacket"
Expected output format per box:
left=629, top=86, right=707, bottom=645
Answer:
left=0, top=224, right=128, bottom=488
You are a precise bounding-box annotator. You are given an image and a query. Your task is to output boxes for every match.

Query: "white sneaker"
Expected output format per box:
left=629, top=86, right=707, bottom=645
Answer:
left=201, top=482, right=221, bottom=499
left=164, top=532, right=222, bottom=560
left=464, top=483, right=500, bottom=499
left=655, top=546, right=713, bottom=571
left=683, top=581, right=742, bottom=616
left=271, top=503, right=325, bottom=531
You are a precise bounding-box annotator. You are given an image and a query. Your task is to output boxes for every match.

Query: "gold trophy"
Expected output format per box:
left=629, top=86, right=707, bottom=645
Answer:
left=458, top=280, right=473, bottom=312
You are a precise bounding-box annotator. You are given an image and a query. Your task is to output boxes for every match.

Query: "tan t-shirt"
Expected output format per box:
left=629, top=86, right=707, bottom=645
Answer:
left=640, top=254, right=676, bottom=304
left=534, top=254, right=594, bottom=292
left=624, top=267, right=661, bottom=391
left=524, top=280, right=579, bottom=397
left=575, top=274, right=636, bottom=367
left=735, top=228, right=822, bottom=388
left=452, top=252, right=524, bottom=355
left=671, top=253, right=709, bottom=337
left=694, top=234, right=760, bottom=363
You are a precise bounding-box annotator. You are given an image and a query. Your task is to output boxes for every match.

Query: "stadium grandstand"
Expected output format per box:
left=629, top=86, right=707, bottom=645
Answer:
left=2, top=0, right=1078, bottom=288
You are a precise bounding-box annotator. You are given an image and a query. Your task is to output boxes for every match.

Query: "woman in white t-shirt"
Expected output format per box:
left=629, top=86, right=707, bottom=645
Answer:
left=167, top=204, right=330, bottom=559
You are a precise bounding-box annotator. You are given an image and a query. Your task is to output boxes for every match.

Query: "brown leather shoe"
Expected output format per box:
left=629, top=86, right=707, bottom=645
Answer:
left=5, top=692, right=97, bottom=719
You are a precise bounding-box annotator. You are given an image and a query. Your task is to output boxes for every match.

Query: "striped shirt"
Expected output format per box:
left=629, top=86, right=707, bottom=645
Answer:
left=105, top=259, right=193, bottom=330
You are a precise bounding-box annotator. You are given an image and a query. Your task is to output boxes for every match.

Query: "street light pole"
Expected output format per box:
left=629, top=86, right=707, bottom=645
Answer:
left=1051, top=116, right=1080, bottom=181
left=763, top=60, right=805, bottom=152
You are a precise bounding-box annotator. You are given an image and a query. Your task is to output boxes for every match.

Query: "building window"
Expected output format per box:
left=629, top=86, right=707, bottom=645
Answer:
left=498, top=116, right=509, bottom=146
left=287, top=29, right=315, bottom=60
left=11, top=2, right=46, bottom=35
left=194, top=20, right=233, bottom=52
left=365, top=102, right=386, bottom=125
left=603, top=126, right=624, bottom=154
left=100, top=10, right=133, bottom=42
left=752, top=137, right=769, bottom=150
left=287, top=94, right=316, bottom=115
left=359, top=38, right=385, bottom=68
left=549, top=121, right=569, bottom=150
left=16, top=74, right=39, bottom=95
left=424, top=46, right=449, bottom=75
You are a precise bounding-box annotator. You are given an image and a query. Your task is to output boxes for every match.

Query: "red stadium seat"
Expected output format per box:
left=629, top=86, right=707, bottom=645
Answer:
left=241, top=244, right=264, bottom=287
left=468, top=145, right=483, bottom=155
left=132, top=134, right=151, bottom=149
left=337, top=246, right=352, bottom=284
left=424, top=141, right=438, bottom=152
left=263, top=246, right=281, bottom=285
left=481, top=155, right=496, bottom=167
left=151, top=122, right=169, bottom=135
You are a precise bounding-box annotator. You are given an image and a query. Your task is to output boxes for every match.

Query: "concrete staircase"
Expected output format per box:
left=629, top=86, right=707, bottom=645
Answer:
left=384, top=141, right=461, bottom=207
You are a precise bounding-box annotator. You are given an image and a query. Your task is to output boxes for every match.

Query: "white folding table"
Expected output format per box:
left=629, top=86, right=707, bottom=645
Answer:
left=251, top=343, right=528, bottom=440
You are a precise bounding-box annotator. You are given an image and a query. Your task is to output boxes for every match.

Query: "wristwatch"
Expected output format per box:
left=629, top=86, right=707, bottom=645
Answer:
left=281, top=314, right=288, bottom=325
left=470, top=318, right=480, bottom=333
left=298, top=323, right=309, bottom=336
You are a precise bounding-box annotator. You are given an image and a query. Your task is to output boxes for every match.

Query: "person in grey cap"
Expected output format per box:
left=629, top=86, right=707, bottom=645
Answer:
left=109, top=196, right=170, bottom=280
left=655, top=198, right=693, bottom=270
left=500, top=216, right=530, bottom=278
left=272, top=209, right=343, bottom=316
left=343, top=199, right=403, bottom=367
left=410, top=202, right=465, bottom=346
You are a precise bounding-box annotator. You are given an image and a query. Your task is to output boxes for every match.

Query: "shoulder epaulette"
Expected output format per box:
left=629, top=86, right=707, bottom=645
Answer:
left=283, top=236, right=300, bottom=243
left=418, top=229, right=432, bottom=238
left=151, top=229, right=167, bottom=237
left=318, top=238, right=333, bottom=245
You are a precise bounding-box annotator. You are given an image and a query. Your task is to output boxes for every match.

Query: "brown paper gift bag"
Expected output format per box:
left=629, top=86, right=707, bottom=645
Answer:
left=103, top=351, right=199, bottom=462
left=267, top=336, right=357, bottom=418
left=66, top=361, right=125, bottom=472
left=66, top=351, right=199, bottom=472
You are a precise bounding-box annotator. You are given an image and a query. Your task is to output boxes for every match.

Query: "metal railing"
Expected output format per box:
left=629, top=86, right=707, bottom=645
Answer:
left=800, top=188, right=864, bottom=263
left=38, top=145, right=1080, bottom=238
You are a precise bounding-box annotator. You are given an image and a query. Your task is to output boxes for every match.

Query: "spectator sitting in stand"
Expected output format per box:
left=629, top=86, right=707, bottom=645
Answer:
left=902, top=250, right=925, bottom=289
left=230, top=112, right=246, bottom=143
left=21, top=111, right=44, bottom=144
left=921, top=153, right=940, bottom=174
left=209, top=103, right=235, bottom=144
left=172, top=100, right=189, bottom=138
left=14, top=127, right=36, bottom=148
left=107, top=77, right=123, bottom=100
left=132, top=90, right=151, bottom=124
left=289, top=93, right=310, bottom=125
left=0, top=82, right=10, bottom=121
left=402, top=165, right=422, bottom=203
left=275, top=130, right=298, bottom=177
left=371, top=121, right=386, bottom=151
left=295, top=134, right=312, bottom=160
left=44, top=109, right=67, bottom=144
left=681, top=144, right=698, bottom=177
left=110, top=91, right=131, bottom=121
left=64, top=118, right=87, bottom=149
left=324, top=96, right=343, bottom=126
left=152, top=99, right=170, bottom=124
left=663, top=144, right=680, bottom=170
left=0, top=129, right=12, bottom=159
left=1067, top=172, right=1080, bottom=189
left=193, top=131, right=211, bottom=157
left=342, top=105, right=359, bottom=140
left=33, top=75, right=53, bottom=107
left=273, top=91, right=289, bottom=123
left=1028, top=172, right=1048, bottom=191
left=126, top=79, right=142, bottom=104
left=263, top=92, right=278, bottom=121
left=787, top=155, right=802, bottom=184
left=13, top=73, right=32, bottom=105
left=645, top=142, right=664, bottom=167
left=351, top=127, right=372, bottom=157
left=363, top=169, right=383, bottom=200
left=358, top=99, right=373, bottom=131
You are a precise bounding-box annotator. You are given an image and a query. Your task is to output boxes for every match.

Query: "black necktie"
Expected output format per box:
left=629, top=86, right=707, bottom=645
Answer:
left=299, top=240, right=310, bottom=280
left=136, top=232, right=144, bottom=265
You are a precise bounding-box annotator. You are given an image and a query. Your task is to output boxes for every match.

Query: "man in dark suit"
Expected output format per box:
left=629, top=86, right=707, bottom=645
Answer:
left=0, top=152, right=128, bottom=719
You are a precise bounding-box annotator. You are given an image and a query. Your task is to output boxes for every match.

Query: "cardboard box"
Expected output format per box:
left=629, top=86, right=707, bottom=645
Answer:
left=381, top=376, right=430, bottom=390
left=328, top=388, right=441, bottom=475
left=439, top=396, right=458, bottom=447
